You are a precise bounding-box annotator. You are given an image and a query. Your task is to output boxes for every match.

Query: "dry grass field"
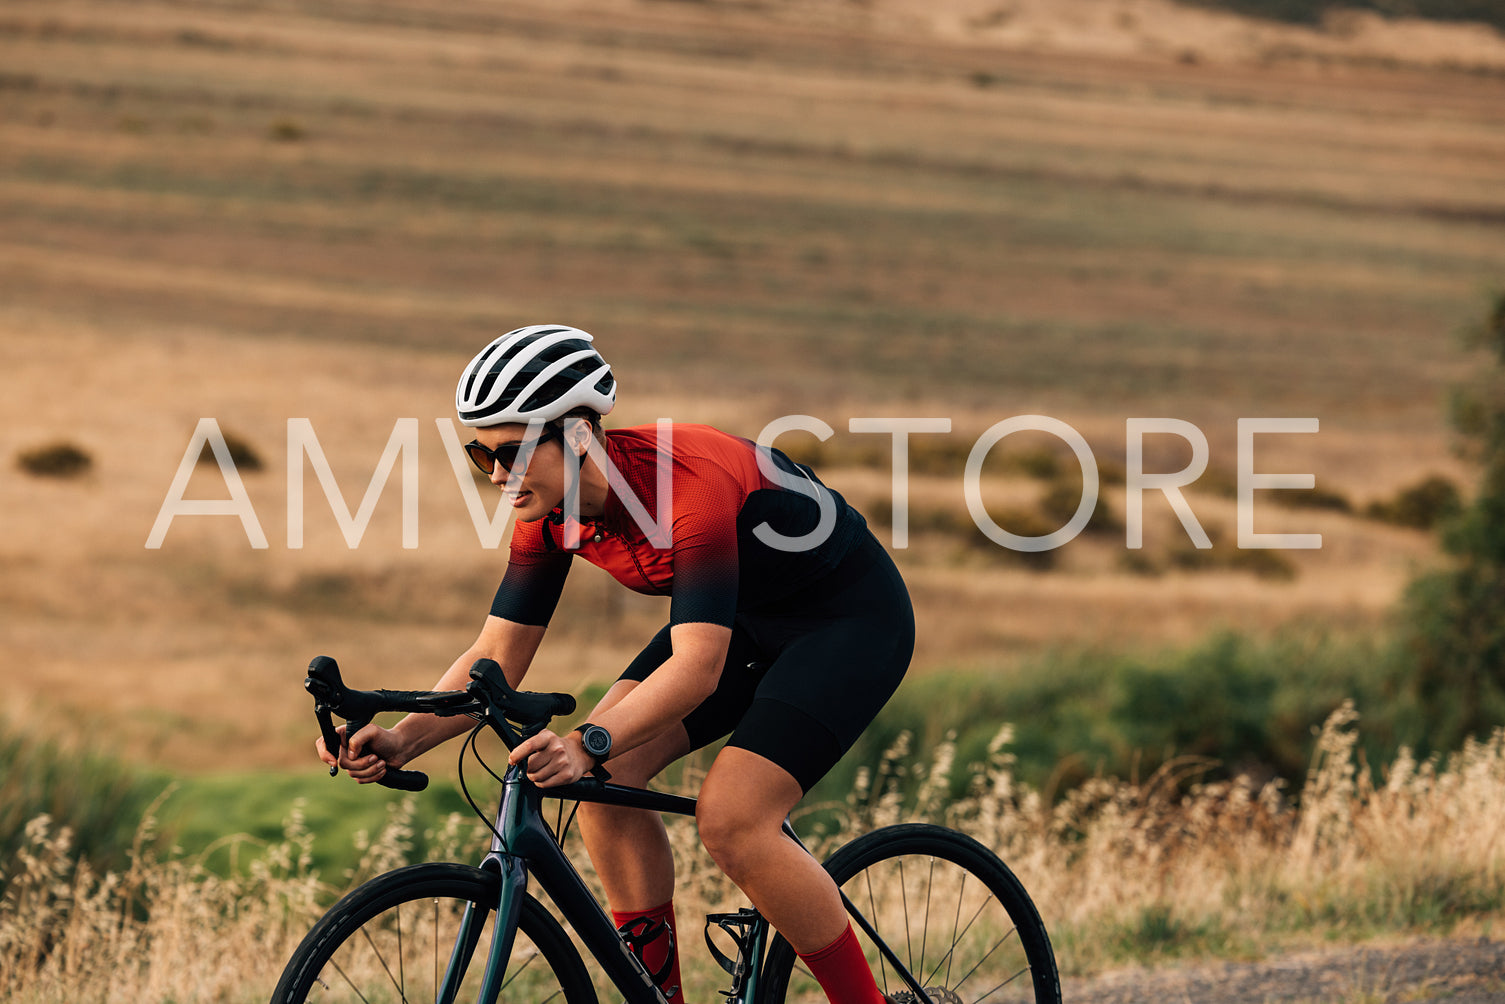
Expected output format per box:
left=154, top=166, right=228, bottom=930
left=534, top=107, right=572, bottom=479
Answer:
left=7, top=704, right=1505, bottom=1002
left=2, top=0, right=1504, bottom=771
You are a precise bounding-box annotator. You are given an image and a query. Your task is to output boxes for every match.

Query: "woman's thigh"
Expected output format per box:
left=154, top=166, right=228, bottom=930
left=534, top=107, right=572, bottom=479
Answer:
left=727, top=542, right=915, bottom=792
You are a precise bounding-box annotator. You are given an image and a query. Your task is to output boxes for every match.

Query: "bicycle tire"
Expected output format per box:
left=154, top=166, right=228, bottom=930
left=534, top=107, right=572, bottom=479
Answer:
left=758, top=824, right=1060, bottom=1004
left=270, top=861, right=597, bottom=1004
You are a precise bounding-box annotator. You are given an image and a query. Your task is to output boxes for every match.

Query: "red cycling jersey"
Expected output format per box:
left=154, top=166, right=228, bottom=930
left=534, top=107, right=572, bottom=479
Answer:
left=489, top=423, right=864, bottom=628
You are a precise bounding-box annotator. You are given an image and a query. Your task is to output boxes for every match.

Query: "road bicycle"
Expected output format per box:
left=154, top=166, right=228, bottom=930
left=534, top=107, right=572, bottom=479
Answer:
left=270, top=655, right=1061, bottom=1004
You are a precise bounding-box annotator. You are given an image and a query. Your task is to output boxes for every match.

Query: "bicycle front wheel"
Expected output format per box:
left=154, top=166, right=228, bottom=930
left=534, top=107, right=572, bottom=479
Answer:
left=759, top=824, right=1060, bottom=1004
left=270, top=861, right=597, bottom=1004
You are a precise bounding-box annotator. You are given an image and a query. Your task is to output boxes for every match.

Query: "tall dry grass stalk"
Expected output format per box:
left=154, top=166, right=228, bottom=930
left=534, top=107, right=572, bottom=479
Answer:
left=4, top=707, right=1505, bottom=1000
left=913, top=704, right=1505, bottom=971
left=0, top=794, right=324, bottom=1004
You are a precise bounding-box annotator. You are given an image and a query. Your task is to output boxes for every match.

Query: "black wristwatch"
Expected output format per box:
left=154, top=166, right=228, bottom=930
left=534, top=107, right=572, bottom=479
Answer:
left=574, top=723, right=612, bottom=764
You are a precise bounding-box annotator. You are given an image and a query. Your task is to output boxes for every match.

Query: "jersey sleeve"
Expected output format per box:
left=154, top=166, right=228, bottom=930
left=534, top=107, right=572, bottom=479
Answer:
left=488, top=519, right=573, bottom=627
left=666, top=454, right=743, bottom=628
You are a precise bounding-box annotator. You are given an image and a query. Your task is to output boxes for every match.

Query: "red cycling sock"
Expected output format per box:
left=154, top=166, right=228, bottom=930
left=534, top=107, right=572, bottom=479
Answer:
left=797, top=923, right=887, bottom=1004
left=612, top=900, right=685, bottom=1004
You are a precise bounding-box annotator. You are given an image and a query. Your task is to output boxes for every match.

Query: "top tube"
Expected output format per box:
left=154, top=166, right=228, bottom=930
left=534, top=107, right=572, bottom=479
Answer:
left=544, top=774, right=699, bottom=817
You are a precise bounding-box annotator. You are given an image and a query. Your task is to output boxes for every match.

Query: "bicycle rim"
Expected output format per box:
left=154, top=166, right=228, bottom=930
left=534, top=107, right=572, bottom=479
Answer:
left=270, top=862, right=596, bottom=1004
left=759, top=824, right=1060, bottom=1004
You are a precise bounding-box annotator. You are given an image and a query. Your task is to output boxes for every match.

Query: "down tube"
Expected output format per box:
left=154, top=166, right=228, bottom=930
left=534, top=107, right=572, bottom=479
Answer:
left=520, top=820, right=668, bottom=1004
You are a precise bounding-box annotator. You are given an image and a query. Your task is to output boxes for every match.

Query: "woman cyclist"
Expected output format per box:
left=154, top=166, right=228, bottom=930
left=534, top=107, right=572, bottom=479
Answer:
left=317, top=325, right=915, bottom=1004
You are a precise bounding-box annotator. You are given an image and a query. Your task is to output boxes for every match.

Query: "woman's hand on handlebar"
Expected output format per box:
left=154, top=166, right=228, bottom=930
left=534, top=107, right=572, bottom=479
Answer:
left=316, top=724, right=408, bottom=784
left=508, top=728, right=593, bottom=788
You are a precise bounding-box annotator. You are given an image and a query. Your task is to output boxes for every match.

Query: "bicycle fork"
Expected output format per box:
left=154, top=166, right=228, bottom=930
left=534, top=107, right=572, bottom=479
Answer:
left=433, top=853, right=529, bottom=1004
left=429, top=793, right=533, bottom=1004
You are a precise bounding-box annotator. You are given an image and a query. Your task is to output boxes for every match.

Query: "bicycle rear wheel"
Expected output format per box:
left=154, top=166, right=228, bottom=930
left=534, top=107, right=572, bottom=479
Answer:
left=270, top=861, right=596, bottom=1004
left=759, top=824, right=1060, bottom=1004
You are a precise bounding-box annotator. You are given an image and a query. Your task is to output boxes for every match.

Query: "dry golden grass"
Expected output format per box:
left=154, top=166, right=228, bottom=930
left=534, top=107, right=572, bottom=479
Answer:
left=4, top=706, right=1504, bottom=1001
left=1, top=0, right=1503, bottom=773
left=0, top=316, right=1456, bottom=769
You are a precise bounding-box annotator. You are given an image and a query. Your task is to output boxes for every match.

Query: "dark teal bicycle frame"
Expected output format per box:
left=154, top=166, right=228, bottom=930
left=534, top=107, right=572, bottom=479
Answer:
left=303, top=654, right=936, bottom=1004
left=453, top=760, right=932, bottom=1004
left=453, top=763, right=689, bottom=1004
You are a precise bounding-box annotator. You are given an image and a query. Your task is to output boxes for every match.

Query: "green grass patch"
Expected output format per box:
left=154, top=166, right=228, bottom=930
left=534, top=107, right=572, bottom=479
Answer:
left=0, top=723, right=173, bottom=895
left=1109, top=905, right=1245, bottom=962
left=158, top=771, right=476, bottom=878
left=814, top=626, right=1404, bottom=814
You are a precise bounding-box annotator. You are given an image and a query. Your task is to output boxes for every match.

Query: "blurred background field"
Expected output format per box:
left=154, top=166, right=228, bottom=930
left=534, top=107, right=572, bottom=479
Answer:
left=3, top=0, right=1505, bottom=993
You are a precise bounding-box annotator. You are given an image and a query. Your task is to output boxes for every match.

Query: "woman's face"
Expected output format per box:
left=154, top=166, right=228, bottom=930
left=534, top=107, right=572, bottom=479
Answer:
left=470, top=423, right=571, bottom=522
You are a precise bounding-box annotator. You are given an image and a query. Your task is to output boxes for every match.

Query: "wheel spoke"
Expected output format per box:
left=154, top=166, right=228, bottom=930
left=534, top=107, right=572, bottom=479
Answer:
left=899, top=857, right=913, bottom=972
left=950, top=929, right=1019, bottom=998
left=720, top=825, right=1059, bottom=1004
left=947, top=868, right=967, bottom=990
left=970, top=964, right=1032, bottom=1004
left=326, top=956, right=376, bottom=1004
left=395, top=903, right=405, bottom=1001
left=923, top=893, right=998, bottom=990
left=498, top=946, right=542, bottom=993
left=358, top=917, right=412, bottom=1003
left=865, top=866, right=889, bottom=994
left=919, top=856, right=934, bottom=982
left=273, top=868, right=590, bottom=1004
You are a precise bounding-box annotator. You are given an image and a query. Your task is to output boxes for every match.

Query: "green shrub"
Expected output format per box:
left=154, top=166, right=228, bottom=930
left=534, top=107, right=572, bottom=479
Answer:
left=1225, top=546, right=1298, bottom=581
left=1269, top=485, right=1353, bottom=513
left=1152, top=523, right=1298, bottom=580
left=1366, top=474, right=1462, bottom=530
left=1396, top=292, right=1505, bottom=756
left=1007, top=446, right=1062, bottom=480
left=16, top=441, right=92, bottom=478
left=905, top=436, right=975, bottom=476
left=1181, top=0, right=1505, bottom=31
left=1039, top=478, right=1122, bottom=535
left=195, top=430, right=264, bottom=471
left=268, top=118, right=305, bottom=142
left=862, top=497, right=1057, bottom=568
left=816, top=628, right=1396, bottom=810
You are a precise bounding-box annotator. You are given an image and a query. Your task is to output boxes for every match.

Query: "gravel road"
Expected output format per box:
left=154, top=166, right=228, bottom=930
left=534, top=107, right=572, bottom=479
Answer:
left=1062, top=937, right=1505, bottom=1003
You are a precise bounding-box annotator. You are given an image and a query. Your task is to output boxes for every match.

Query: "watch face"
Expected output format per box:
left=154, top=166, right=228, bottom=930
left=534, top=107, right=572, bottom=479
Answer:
left=582, top=725, right=611, bottom=758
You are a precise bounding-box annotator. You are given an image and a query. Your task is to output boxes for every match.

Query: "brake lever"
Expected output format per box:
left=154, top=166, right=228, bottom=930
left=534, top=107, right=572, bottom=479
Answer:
left=314, top=704, right=342, bottom=778
left=306, top=656, right=429, bottom=791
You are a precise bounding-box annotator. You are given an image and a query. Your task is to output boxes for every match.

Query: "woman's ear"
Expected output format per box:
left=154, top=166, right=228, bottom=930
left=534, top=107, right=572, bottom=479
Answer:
left=567, top=417, right=594, bottom=457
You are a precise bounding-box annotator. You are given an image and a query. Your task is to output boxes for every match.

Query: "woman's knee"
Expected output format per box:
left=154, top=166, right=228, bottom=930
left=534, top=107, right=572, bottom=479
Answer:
left=695, top=753, right=800, bottom=873
left=695, top=788, right=757, bottom=872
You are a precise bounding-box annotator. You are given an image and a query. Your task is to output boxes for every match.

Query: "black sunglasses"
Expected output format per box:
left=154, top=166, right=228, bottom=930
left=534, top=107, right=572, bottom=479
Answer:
left=464, top=426, right=561, bottom=476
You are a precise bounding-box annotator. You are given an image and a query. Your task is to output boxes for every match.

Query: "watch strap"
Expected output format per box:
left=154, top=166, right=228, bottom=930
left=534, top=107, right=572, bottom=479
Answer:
left=573, top=723, right=612, bottom=763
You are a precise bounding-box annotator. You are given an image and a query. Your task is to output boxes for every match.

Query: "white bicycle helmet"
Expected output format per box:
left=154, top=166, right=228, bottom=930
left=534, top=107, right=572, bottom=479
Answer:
left=455, top=325, right=617, bottom=428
